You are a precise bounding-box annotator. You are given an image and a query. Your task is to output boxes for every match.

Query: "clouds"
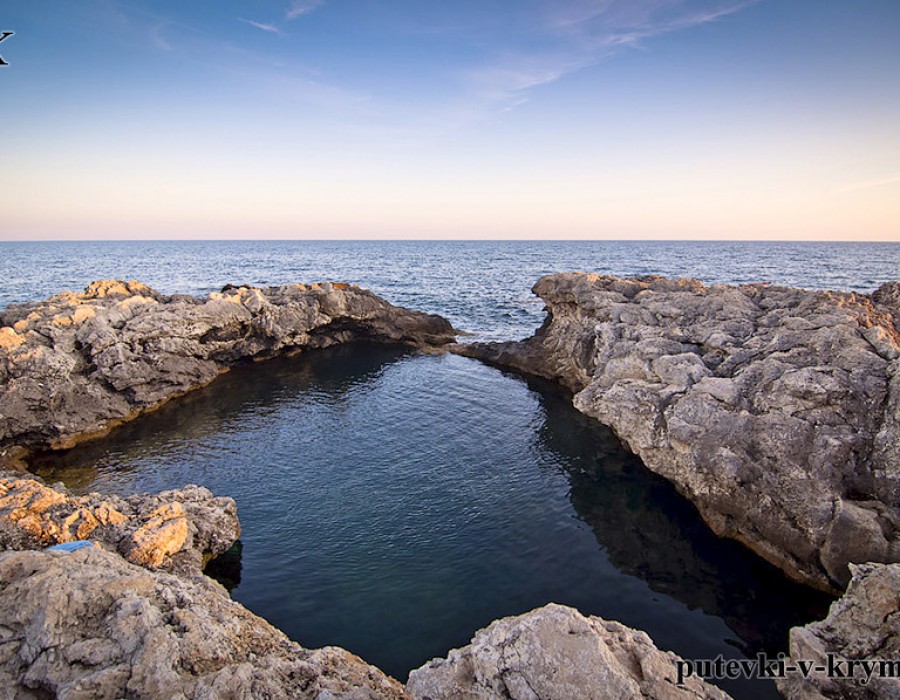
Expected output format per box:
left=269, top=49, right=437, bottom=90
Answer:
left=838, top=173, right=900, bottom=194
left=239, top=0, right=325, bottom=39
left=240, top=18, right=282, bottom=35
left=286, top=0, right=326, bottom=21
left=463, top=0, right=756, bottom=107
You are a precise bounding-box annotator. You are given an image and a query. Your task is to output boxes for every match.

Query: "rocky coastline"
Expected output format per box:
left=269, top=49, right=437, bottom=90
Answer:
left=0, top=476, right=738, bottom=700
left=456, top=273, right=900, bottom=595
left=1, top=277, right=898, bottom=699
left=0, top=280, right=454, bottom=468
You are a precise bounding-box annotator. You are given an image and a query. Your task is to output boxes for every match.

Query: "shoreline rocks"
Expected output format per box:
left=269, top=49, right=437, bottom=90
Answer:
left=0, top=280, right=455, bottom=466
left=456, top=273, right=900, bottom=592
left=0, top=546, right=409, bottom=699
left=407, top=603, right=732, bottom=700
left=777, top=562, right=900, bottom=699
left=2, top=276, right=896, bottom=698
left=0, top=473, right=239, bottom=575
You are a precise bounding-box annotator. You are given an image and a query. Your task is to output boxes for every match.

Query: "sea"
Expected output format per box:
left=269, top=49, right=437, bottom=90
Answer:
left=4, top=240, right=899, bottom=699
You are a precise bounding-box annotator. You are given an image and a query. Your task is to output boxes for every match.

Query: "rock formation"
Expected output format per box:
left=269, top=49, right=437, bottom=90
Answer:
left=407, top=603, right=731, bottom=700
left=777, top=562, right=900, bottom=699
left=0, top=473, right=239, bottom=574
left=0, top=546, right=409, bottom=699
left=0, top=474, right=742, bottom=700
left=457, top=273, right=900, bottom=592
left=0, top=280, right=454, bottom=465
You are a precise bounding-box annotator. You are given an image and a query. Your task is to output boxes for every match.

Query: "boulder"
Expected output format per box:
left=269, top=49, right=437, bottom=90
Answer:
left=407, top=603, right=731, bottom=700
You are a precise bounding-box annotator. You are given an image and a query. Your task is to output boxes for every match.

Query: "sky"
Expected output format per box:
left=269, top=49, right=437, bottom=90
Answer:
left=1, top=0, right=899, bottom=241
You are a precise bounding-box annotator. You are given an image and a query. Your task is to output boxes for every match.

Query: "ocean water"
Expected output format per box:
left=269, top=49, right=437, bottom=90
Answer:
left=6, top=240, right=896, bottom=699
left=1, top=240, right=897, bottom=342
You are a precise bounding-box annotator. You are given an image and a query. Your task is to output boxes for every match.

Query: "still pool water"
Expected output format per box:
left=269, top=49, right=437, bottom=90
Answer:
left=30, top=342, right=830, bottom=699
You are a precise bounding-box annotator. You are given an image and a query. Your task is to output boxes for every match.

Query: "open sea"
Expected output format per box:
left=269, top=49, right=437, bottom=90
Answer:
left=5, top=240, right=899, bottom=699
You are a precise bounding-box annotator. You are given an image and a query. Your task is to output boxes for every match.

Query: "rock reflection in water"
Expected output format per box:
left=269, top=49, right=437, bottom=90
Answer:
left=30, top=344, right=412, bottom=490
left=527, top=376, right=831, bottom=656
left=28, top=344, right=829, bottom=700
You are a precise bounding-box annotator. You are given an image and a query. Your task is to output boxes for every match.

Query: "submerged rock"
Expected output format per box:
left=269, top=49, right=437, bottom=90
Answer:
left=0, top=474, right=239, bottom=574
left=0, top=546, right=409, bottom=699
left=777, top=562, right=900, bottom=699
left=457, top=273, right=900, bottom=591
left=0, top=280, right=454, bottom=464
left=407, top=603, right=731, bottom=700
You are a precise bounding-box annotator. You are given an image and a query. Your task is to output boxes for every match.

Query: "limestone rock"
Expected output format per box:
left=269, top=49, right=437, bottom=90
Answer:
left=777, top=562, right=900, bottom=699
left=407, top=603, right=731, bottom=700
left=457, top=274, right=900, bottom=591
left=0, top=475, right=239, bottom=574
left=0, top=280, right=454, bottom=463
left=0, top=547, right=409, bottom=699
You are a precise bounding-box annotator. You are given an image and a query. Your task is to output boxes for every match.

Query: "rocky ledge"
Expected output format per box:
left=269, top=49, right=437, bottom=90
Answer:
left=0, top=546, right=408, bottom=699
left=0, top=280, right=454, bottom=466
left=457, top=273, right=900, bottom=592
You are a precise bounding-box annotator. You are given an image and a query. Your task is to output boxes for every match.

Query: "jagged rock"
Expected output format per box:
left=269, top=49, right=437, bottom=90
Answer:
left=0, top=547, right=409, bottom=699
left=407, top=603, right=731, bottom=700
left=0, top=280, right=454, bottom=464
left=777, top=562, right=900, bottom=699
left=0, top=475, right=239, bottom=574
left=457, top=273, right=900, bottom=591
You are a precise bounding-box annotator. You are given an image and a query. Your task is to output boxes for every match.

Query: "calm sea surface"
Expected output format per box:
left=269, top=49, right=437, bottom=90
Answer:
left=1, top=240, right=897, bottom=341
left=6, top=240, right=897, bottom=699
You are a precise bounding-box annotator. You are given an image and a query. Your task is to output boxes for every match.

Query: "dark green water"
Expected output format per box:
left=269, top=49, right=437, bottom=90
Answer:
left=31, top=343, right=829, bottom=699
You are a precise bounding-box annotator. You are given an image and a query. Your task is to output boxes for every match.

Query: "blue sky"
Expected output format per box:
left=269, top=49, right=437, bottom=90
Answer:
left=2, top=0, right=899, bottom=240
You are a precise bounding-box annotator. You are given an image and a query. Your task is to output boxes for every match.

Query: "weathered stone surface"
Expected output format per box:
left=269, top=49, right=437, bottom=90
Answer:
left=0, top=280, right=454, bottom=463
left=0, top=546, right=409, bottom=699
left=0, top=474, right=239, bottom=574
left=777, top=562, right=900, bottom=699
left=407, top=603, right=731, bottom=700
left=457, top=273, right=900, bottom=591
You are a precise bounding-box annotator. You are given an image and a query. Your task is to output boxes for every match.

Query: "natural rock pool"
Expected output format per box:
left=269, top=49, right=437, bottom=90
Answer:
left=30, top=342, right=829, bottom=699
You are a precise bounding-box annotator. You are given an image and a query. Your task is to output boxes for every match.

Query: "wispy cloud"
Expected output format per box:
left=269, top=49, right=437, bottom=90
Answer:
left=148, top=22, right=174, bottom=52
left=239, top=0, right=327, bottom=33
left=838, top=173, right=900, bottom=194
left=240, top=18, right=283, bottom=35
left=466, top=0, right=757, bottom=107
left=286, top=0, right=326, bottom=21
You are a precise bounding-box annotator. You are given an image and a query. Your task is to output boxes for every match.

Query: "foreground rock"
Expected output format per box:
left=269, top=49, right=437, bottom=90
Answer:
left=778, top=562, right=900, bottom=699
left=0, top=280, right=454, bottom=464
left=0, top=474, right=239, bottom=574
left=0, top=547, right=409, bottom=699
left=407, top=603, right=731, bottom=700
left=458, top=273, right=900, bottom=591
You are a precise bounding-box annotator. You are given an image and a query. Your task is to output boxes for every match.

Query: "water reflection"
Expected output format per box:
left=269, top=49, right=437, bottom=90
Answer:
left=527, top=376, right=831, bottom=655
left=28, top=344, right=829, bottom=700
left=30, top=344, right=412, bottom=489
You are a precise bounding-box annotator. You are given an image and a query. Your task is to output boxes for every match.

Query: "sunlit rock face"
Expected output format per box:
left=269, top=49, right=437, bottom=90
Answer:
left=458, top=273, right=900, bottom=592
left=0, top=279, right=455, bottom=464
left=0, top=475, right=239, bottom=574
